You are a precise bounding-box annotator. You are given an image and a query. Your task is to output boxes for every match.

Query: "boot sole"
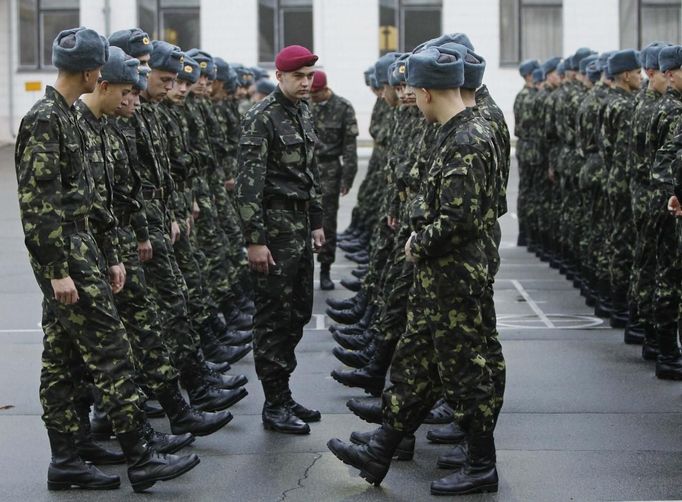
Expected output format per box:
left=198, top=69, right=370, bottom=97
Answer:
left=431, top=482, right=498, bottom=496
left=131, top=456, right=201, bottom=493
left=346, top=404, right=382, bottom=425
left=327, top=440, right=384, bottom=486
left=332, top=373, right=383, bottom=397
left=79, top=455, right=126, bottom=466
left=656, top=370, right=682, bottom=381
left=262, top=422, right=310, bottom=434
left=47, top=480, right=120, bottom=491
left=174, top=412, right=234, bottom=437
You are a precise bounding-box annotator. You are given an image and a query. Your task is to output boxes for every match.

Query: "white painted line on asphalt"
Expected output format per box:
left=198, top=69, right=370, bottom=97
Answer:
left=511, top=279, right=555, bottom=328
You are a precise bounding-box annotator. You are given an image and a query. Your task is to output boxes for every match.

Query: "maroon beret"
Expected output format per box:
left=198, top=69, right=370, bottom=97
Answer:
left=275, top=45, right=318, bottom=72
left=311, top=70, right=327, bottom=91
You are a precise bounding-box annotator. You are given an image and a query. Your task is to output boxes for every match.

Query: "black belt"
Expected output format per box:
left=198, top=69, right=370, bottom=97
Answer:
left=62, top=217, right=89, bottom=234
left=142, top=187, right=165, bottom=200
left=317, top=154, right=340, bottom=162
left=115, top=211, right=132, bottom=227
left=265, top=198, right=309, bottom=212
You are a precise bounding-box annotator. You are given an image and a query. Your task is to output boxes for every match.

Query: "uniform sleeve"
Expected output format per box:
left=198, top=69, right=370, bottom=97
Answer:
left=236, top=112, right=271, bottom=245
left=410, top=145, right=483, bottom=259
left=652, top=112, right=682, bottom=195
left=341, top=103, right=359, bottom=189
left=16, top=116, right=70, bottom=280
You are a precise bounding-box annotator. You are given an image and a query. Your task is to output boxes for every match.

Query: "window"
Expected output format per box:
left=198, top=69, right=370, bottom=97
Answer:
left=19, top=0, right=80, bottom=69
left=138, top=0, right=200, bottom=50
left=259, top=0, right=314, bottom=63
left=620, top=0, right=682, bottom=48
left=500, top=0, right=563, bottom=65
left=379, top=0, right=442, bottom=55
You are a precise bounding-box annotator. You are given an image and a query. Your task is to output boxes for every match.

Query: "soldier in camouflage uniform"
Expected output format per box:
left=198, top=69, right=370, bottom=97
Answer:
left=329, top=45, right=500, bottom=497
left=16, top=27, right=198, bottom=493
left=237, top=45, right=324, bottom=434
left=309, top=70, right=359, bottom=290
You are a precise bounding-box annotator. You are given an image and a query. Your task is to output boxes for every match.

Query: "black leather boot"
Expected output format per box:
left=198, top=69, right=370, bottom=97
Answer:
left=326, top=291, right=365, bottom=310
left=47, top=429, right=120, bottom=491
left=655, top=321, right=682, bottom=379
left=206, top=360, right=231, bottom=373
left=117, top=429, right=200, bottom=493
left=156, top=385, right=233, bottom=437
left=437, top=442, right=468, bottom=469
left=624, top=315, right=646, bottom=345
left=426, top=421, right=467, bottom=444
left=352, top=268, right=368, bottom=279
left=200, top=323, right=252, bottom=365
left=333, top=329, right=374, bottom=350
left=430, top=432, right=498, bottom=496
left=326, top=304, right=365, bottom=325
left=187, top=383, right=247, bottom=412
left=340, top=277, right=362, bottom=292
left=221, top=303, right=253, bottom=331
left=285, top=397, right=322, bottom=422
left=141, top=421, right=195, bottom=454
left=609, top=292, right=629, bottom=329
left=262, top=401, right=310, bottom=434
left=327, top=425, right=404, bottom=485
left=90, top=403, right=114, bottom=441
left=75, top=407, right=126, bottom=465
left=350, top=428, right=415, bottom=460
left=346, top=398, right=382, bottom=424
left=320, top=263, right=335, bottom=291
left=329, top=324, right=365, bottom=336
left=332, top=341, right=373, bottom=369
left=424, top=399, right=454, bottom=424
left=201, top=362, right=249, bottom=390
left=218, top=329, right=253, bottom=347
left=345, top=250, right=369, bottom=264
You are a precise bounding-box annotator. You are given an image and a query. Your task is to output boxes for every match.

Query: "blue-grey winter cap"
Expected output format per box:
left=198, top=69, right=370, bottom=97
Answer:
left=416, top=32, right=475, bottom=53
left=388, top=53, right=410, bottom=86
left=586, top=61, right=602, bottom=83
left=149, top=40, right=183, bottom=73
left=214, top=57, right=231, bottom=81
left=52, top=27, right=109, bottom=71
left=406, top=46, right=464, bottom=89
left=232, top=63, right=255, bottom=86
left=100, top=46, right=140, bottom=84
left=659, top=45, right=682, bottom=72
left=134, top=66, right=150, bottom=91
left=542, top=56, right=562, bottom=77
left=579, top=54, right=598, bottom=75
left=643, top=42, right=669, bottom=70
left=375, top=52, right=401, bottom=85
left=186, top=49, right=214, bottom=78
left=369, top=72, right=380, bottom=89
left=108, top=28, right=153, bottom=58
left=598, top=51, right=616, bottom=78
left=439, top=42, right=485, bottom=90
left=364, top=67, right=374, bottom=86
left=557, top=60, right=566, bottom=77
left=255, top=78, right=276, bottom=95
left=177, top=55, right=200, bottom=83
left=608, top=49, right=641, bottom=76
left=519, top=59, right=540, bottom=77
left=532, top=67, right=545, bottom=84
left=572, top=47, right=596, bottom=69
left=252, top=66, right=269, bottom=80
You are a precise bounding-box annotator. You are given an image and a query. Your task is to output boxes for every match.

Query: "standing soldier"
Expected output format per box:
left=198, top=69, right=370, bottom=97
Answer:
left=237, top=45, right=325, bottom=434
left=309, top=70, right=359, bottom=290
left=15, top=27, right=198, bottom=493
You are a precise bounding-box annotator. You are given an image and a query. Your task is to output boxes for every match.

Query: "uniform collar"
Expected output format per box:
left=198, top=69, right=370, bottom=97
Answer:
left=75, top=100, right=103, bottom=133
left=438, top=107, right=475, bottom=144
left=45, top=85, right=73, bottom=112
left=274, top=86, right=301, bottom=114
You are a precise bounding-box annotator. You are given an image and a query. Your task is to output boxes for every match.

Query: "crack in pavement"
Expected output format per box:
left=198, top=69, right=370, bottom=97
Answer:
left=277, top=452, right=323, bottom=502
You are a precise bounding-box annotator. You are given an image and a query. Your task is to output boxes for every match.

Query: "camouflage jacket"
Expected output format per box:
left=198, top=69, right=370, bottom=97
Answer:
left=649, top=88, right=682, bottom=193
left=410, top=107, right=495, bottom=262
left=15, top=86, right=113, bottom=280
left=310, top=91, right=359, bottom=189
left=476, top=85, right=510, bottom=218
left=236, top=86, right=323, bottom=245
left=133, top=96, right=175, bottom=197
left=74, top=100, right=120, bottom=267
left=527, top=85, right=553, bottom=166
left=627, top=88, right=662, bottom=188
left=513, top=85, right=533, bottom=139
left=600, top=87, right=634, bottom=184
left=103, top=118, right=149, bottom=242
left=213, top=98, right=241, bottom=179
left=543, top=84, right=562, bottom=164
left=369, top=97, right=393, bottom=145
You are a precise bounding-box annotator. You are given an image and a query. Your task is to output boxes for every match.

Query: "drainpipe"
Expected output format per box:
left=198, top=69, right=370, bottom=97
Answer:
left=104, top=0, right=111, bottom=36
left=8, top=0, right=15, bottom=138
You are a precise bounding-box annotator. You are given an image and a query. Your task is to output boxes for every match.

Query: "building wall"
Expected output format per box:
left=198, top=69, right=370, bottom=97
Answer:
left=0, top=0, right=10, bottom=141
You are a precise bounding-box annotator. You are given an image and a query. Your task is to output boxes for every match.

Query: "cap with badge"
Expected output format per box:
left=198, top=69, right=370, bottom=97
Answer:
left=186, top=48, right=214, bottom=78
left=659, top=45, right=682, bottom=72
left=214, top=57, right=231, bottom=82
left=149, top=40, right=183, bottom=73
left=177, top=55, right=200, bottom=84
left=388, top=54, right=409, bottom=86
left=643, top=42, right=670, bottom=70
left=579, top=54, right=598, bottom=75
left=607, top=49, right=641, bottom=76
left=586, top=61, right=602, bottom=83
left=406, top=46, right=464, bottom=89
left=232, top=63, right=255, bottom=87
left=100, top=46, right=140, bottom=84
left=375, top=52, right=401, bottom=86
left=108, top=28, right=153, bottom=58
left=52, top=27, right=109, bottom=71
left=134, top=66, right=151, bottom=91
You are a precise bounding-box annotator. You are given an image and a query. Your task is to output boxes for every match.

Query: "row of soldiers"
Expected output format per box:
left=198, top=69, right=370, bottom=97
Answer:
left=13, top=25, right=328, bottom=492
left=515, top=44, right=682, bottom=380
left=321, top=33, right=510, bottom=496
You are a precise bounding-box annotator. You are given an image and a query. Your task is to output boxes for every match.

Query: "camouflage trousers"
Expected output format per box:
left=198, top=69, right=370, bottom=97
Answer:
left=383, top=254, right=496, bottom=436
left=252, top=208, right=314, bottom=403
left=317, top=158, right=343, bottom=265
left=607, top=192, right=634, bottom=300
left=591, top=189, right=612, bottom=290
left=36, top=230, right=143, bottom=434
left=114, top=224, right=178, bottom=393
left=351, top=144, right=385, bottom=231
left=141, top=199, right=202, bottom=375
left=653, top=213, right=681, bottom=333
left=362, top=221, right=396, bottom=307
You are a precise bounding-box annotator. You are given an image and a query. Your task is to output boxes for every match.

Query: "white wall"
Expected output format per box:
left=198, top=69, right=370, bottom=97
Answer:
left=201, top=0, right=258, bottom=63
left=0, top=0, right=10, bottom=141
left=563, top=0, right=619, bottom=53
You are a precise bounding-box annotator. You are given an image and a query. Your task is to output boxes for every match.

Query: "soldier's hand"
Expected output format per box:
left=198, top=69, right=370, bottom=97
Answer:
left=170, top=221, right=181, bottom=244
left=405, top=232, right=417, bottom=262
left=108, top=265, right=125, bottom=294
left=668, top=195, right=682, bottom=217
left=225, top=178, right=236, bottom=192
left=51, top=276, right=79, bottom=305
left=387, top=216, right=399, bottom=230
left=138, top=240, right=153, bottom=262
left=192, top=201, right=200, bottom=221
left=340, top=185, right=349, bottom=197
left=248, top=244, right=276, bottom=274
left=186, top=216, right=192, bottom=236
left=312, top=228, right=326, bottom=252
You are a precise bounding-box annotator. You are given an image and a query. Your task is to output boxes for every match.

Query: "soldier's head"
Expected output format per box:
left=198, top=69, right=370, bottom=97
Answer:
left=519, top=59, right=540, bottom=86
left=406, top=47, right=465, bottom=124
left=388, top=56, right=414, bottom=105
left=541, top=57, right=562, bottom=88
left=109, top=29, right=153, bottom=69
left=608, top=49, right=642, bottom=92
left=310, top=70, right=330, bottom=103
left=52, top=28, right=108, bottom=96
left=253, top=78, right=276, bottom=102
left=659, top=45, right=682, bottom=92
left=275, top=45, right=318, bottom=102
left=89, top=46, right=139, bottom=116
left=144, top=41, right=183, bottom=102
left=642, top=43, right=670, bottom=94
left=170, top=56, right=198, bottom=103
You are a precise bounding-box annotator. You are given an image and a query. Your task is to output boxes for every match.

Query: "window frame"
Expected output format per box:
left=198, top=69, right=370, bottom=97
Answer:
left=620, top=0, right=682, bottom=48
left=258, top=0, right=314, bottom=65
left=137, top=0, right=200, bottom=49
left=499, top=0, right=563, bottom=67
left=379, top=0, right=443, bottom=55
left=18, top=0, right=81, bottom=71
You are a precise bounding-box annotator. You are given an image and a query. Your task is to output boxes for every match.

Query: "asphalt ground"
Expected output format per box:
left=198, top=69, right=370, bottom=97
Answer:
left=1, top=144, right=682, bottom=501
